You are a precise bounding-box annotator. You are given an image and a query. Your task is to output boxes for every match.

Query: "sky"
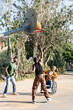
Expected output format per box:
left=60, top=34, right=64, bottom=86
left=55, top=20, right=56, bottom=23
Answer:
left=58, top=0, right=73, bottom=30
left=64, top=0, right=73, bottom=30
left=63, top=0, right=73, bottom=8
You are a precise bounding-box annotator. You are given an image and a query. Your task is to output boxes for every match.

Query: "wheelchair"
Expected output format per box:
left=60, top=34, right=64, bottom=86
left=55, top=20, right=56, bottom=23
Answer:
left=40, top=75, right=57, bottom=94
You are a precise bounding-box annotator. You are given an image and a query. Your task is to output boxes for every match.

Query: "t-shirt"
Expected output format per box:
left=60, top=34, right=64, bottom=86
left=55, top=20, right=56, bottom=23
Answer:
left=34, top=62, right=43, bottom=76
left=6, top=62, right=17, bottom=77
left=49, top=71, right=53, bottom=80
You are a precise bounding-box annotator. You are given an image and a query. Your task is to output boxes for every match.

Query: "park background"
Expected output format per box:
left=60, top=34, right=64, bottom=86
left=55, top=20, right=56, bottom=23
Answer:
left=0, top=0, right=73, bottom=80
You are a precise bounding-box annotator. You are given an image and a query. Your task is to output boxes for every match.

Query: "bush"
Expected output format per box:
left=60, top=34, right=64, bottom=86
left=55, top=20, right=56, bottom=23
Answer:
left=48, top=51, right=66, bottom=74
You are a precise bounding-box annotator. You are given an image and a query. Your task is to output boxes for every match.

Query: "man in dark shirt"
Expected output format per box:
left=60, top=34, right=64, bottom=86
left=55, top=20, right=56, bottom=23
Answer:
left=25, top=47, right=52, bottom=103
left=3, top=57, right=18, bottom=97
left=31, top=57, right=52, bottom=103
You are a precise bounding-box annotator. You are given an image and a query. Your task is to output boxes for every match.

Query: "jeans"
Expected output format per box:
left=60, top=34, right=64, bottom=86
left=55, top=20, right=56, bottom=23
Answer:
left=46, top=80, right=53, bottom=88
left=3, top=76, right=16, bottom=94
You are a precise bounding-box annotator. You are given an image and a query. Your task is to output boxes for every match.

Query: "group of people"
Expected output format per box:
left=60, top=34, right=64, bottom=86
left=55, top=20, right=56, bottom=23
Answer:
left=2, top=55, right=57, bottom=104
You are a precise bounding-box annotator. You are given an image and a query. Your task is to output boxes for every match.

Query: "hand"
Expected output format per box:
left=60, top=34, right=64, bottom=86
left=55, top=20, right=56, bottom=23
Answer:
left=49, top=74, right=51, bottom=76
left=7, top=74, right=10, bottom=77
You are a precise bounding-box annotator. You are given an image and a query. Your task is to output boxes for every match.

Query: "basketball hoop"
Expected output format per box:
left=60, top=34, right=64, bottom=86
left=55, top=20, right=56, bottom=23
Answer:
left=0, top=8, right=37, bottom=37
left=32, top=29, right=46, bottom=34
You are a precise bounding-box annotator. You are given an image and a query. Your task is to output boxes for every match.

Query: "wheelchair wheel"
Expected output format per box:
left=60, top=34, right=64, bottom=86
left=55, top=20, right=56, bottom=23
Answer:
left=51, top=81, right=57, bottom=94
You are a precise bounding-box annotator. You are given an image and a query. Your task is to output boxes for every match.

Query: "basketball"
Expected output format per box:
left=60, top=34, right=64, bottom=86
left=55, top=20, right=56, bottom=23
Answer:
left=36, top=21, right=41, bottom=30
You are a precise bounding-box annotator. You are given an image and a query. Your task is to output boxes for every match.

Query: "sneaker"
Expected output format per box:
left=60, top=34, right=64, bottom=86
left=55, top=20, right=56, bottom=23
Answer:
left=13, top=92, right=19, bottom=95
left=41, top=90, right=44, bottom=94
left=47, top=98, right=52, bottom=102
left=2, top=94, right=7, bottom=98
left=32, top=100, right=36, bottom=104
left=49, top=88, right=52, bottom=92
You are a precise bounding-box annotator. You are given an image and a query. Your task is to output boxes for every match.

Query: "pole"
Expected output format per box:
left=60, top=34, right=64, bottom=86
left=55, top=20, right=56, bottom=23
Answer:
left=0, top=25, right=30, bottom=37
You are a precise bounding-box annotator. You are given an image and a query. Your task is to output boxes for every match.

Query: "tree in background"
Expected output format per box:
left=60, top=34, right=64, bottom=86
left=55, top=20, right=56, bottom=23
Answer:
left=26, top=0, right=73, bottom=70
left=0, top=0, right=73, bottom=76
left=0, top=0, right=32, bottom=76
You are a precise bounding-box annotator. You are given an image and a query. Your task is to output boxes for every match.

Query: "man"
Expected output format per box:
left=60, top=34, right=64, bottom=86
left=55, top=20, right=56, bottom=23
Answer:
left=31, top=57, right=52, bottom=103
left=44, top=66, right=57, bottom=92
left=25, top=47, right=52, bottom=103
left=3, top=57, right=18, bottom=98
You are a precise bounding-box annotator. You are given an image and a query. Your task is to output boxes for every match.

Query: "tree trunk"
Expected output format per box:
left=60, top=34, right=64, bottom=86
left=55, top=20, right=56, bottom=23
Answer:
left=45, top=56, right=50, bottom=66
left=44, top=54, right=50, bottom=66
left=33, top=35, right=38, bottom=58
left=8, top=38, right=13, bottom=62
left=17, top=36, right=23, bottom=76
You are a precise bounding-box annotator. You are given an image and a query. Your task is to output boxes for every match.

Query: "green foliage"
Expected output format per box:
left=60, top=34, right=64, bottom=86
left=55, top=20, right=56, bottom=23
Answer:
left=48, top=51, right=66, bottom=74
left=0, top=51, right=11, bottom=79
left=25, top=36, right=34, bottom=59
left=63, top=43, right=73, bottom=63
left=0, top=0, right=73, bottom=79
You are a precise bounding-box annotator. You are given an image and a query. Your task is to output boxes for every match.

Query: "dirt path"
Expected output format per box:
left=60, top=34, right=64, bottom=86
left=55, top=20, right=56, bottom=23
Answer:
left=0, top=71, right=73, bottom=110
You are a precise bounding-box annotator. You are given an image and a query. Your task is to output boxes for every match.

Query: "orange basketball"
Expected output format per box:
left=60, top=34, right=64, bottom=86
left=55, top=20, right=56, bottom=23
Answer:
left=36, top=21, right=41, bottom=30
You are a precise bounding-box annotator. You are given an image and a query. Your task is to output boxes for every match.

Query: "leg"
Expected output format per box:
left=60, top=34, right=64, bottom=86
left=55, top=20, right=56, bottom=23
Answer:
left=46, top=80, right=51, bottom=88
left=10, top=76, right=16, bottom=93
left=40, top=76, right=49, bottom=99
left=41, top=83, right=43, bottom=93
left=3, top=77, right=10, bottom=94
left=32, top=76, right=39, bottom=100
left=51, top=80, right=53, bottom=88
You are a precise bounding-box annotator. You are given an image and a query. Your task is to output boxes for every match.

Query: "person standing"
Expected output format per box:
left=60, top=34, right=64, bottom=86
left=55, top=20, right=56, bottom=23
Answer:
left=3, top=57, right=19, bottom=97
left=31, top=57, right=52, bottom=103
left=25, top=47, right=52, bottom=103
